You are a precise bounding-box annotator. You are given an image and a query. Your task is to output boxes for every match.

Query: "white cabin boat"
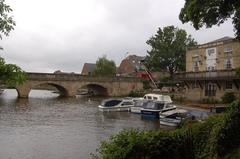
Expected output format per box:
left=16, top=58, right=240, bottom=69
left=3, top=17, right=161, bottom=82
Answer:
left=130, top=100, right=149, bottom=114
left=141, top=101, right=176, bottom=118
left=159, top=109, right=193, bottom=127
left=98, top=98, right=134, bottom=112
left=135, top=94, right=172, bottom=103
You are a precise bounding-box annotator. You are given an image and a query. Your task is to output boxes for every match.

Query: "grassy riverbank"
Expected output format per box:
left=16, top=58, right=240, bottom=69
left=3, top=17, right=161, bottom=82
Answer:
left=92, top=100, right=240, bottom=159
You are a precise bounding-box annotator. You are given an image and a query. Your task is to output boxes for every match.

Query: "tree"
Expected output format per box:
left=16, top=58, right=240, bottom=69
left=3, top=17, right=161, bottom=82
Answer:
left=0, top=0, right=16, bottom=39
left=236, top=67, right=240, bottom=78
left=92, top=55, right=116, bottom=77
left=145, top=26, right=197, bottom=78
left=0, top=57, right=26, bottom=86
left=0, top=0, right=25, bottom=86
left=179, top=0, right=240, bottom=39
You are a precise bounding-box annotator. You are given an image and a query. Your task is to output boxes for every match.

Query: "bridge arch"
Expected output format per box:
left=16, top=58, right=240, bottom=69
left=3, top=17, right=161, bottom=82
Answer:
left=33, top=82, right=70, bottom=97
left=78, top=83, right=108, bottom=96
left=16, top=82, right=71, bottom=98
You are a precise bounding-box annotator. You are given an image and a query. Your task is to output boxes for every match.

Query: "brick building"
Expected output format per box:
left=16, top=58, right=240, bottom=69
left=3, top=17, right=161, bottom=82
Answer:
left=117, top=55, right=145, bottom=76
left=81, top=63, right=96, bottom=75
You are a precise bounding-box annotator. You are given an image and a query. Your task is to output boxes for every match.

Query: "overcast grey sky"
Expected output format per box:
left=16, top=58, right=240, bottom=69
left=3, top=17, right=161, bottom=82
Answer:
left=1, top=0, right=234, bottom=73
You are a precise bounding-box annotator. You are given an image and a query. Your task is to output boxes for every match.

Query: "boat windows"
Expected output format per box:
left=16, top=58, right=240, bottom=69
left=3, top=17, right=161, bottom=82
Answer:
left=147, top=96, right=152, bottom=100
left=155, top=103, right=165, bottom=110
left=134, top=101, right=149, bottom=107
left=153, top=97, right=158, bottom=100
left=103, top=100, right=122, bottom=107
left=121, top=101, right=133, bottom=106
left=165, top=104, right=172, bottom=108
left=144, top=102, right=164, bottom=110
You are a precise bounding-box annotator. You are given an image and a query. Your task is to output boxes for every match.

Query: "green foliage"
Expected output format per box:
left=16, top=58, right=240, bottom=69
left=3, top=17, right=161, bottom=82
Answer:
left=179, top=0, right=240, bottom=39
left=221, top=92, right=236, bottom=104
left=227, top=100, right=240, bottom=113
left=173, top=96, right=186, bottom=103
left=191, top=114, right=227, bottom=159
left=92, top=55, right=116, bottom=77
left=142, top=80, right=151, bottom=90
left=0, top=0, right=15, bottom=39
left=159, top=76, right=172, bottom=82
left=236, top=67, right=240, bottom=78
left=94, top=128, right=194, bottom=159
left=200, top=98, right=219, bottom=104
left=128, top=89, right=145, bottom=97
left=0, top=1, right=25, bottom=86
left=223, top=148, right=240, bottom=159
left=95, top=129, right=149, bottom=159
left=217, top=112, right=240, bottom=157
left=145, top=26, right=197, bottom=78
left=0, top=57, right=26, bottom=86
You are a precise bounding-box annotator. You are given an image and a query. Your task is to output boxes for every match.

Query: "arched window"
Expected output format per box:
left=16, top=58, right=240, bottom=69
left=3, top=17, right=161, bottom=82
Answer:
left=205, top=82, right=216, bottom=96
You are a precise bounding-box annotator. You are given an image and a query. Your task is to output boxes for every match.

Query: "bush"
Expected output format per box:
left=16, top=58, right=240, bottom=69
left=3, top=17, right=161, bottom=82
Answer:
left=93, top=128, right=194, bottom=159
left=128, top=89, right=145, bottom=97
left=221, top=92, right=236, bottom=104
left=173, top=96, right=186, bottom=103
left=143, top=80, right=151, bottom=90
left=217, top=100, right=240, bottom=157
left=200, top=98, right=219, bottom=104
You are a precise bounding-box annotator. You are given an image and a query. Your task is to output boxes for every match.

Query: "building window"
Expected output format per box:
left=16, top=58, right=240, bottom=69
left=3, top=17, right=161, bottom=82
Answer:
left=205, top=83, right=216, bottom=97
left=192, top=81, right=199, bottom=89
left=207, top=66, right=215, bottom=71
left=206, top=48, right=216, bottom=56
left=193, top=62, right=199, bottom=72
left=224, top=47, right=233, bottom=53
left=224, top=58, right=232, bottom=69
left=192, top=55, right=200, bottom=72
left=225, top=81, right=233, bottom=90
left=206, top=48, right=217, bottom=71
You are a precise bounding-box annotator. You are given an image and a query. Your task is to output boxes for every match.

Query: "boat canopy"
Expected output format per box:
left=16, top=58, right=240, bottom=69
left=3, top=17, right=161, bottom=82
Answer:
left=134, top=100, right=149, bottom=107
left=101, top=99, right=122, bottom=107
left=161, top=109, right=188, bottom=116
left=143, top=94, right=172, bottom=103
left=143, top=101, right=165, bottom=110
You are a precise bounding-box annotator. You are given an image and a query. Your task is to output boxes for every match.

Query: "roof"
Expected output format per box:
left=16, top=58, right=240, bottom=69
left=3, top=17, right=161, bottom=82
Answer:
left=81, top=63, right=96, bottom=74
left=118, top=54, right=146, bottom=74
left=207, top=36, right=234, bottom=44
left=188, top=36, right=235, bottom=50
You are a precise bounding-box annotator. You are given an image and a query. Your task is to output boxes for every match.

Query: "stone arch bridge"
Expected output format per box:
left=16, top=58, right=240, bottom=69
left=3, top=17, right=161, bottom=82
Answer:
left=15, top=72, right=143, bottom=98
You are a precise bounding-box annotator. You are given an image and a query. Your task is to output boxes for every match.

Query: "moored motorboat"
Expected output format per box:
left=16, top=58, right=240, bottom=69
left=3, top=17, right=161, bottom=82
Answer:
left=130, top=100, right=150, bottom=114
left=135, top=93, right=172, bottom=103
left=98, top=98, right=134, bottom=112
left=141, top=101, right=176, bottom=118
left=159, top=109, right=193, bottom=127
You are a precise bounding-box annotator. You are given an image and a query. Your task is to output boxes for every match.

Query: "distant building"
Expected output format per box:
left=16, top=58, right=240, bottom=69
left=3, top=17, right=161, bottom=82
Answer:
left=117, top=55, right=145, bottom=76
left=176, top=36, right=240, bottom=101
left=54, top=70, right=75, bottom=74
left=81, top=63, right=96, bottom=75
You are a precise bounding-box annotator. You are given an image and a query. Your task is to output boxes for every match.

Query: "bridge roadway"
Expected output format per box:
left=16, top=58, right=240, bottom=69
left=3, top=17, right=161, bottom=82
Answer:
left=15, top=72, right=143, bottom=98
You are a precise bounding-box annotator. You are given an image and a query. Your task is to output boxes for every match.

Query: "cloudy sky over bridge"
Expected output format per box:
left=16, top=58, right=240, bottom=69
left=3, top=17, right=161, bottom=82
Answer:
left=1, top=0, right=234, bottom=73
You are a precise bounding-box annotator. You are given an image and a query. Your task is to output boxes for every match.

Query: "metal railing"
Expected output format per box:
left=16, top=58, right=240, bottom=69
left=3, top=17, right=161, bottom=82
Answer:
left=175, top=69, right=237, bottom=80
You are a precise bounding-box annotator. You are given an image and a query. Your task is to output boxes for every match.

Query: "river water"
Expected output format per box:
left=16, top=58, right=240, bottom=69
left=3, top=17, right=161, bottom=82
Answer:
left=0, top=89, right=208, bottom=159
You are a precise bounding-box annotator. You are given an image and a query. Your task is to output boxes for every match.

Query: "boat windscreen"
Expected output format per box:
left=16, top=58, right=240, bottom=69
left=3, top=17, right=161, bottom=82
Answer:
left=102, top=100, right=122, bottom=107
left=144, top=102, right=164, bottom=110
left=134, top=101, right=148, bottom=107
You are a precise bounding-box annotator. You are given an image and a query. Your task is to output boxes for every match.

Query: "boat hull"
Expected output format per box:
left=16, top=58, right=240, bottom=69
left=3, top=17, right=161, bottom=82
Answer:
left=98, top=105, right=131, bottom=112
left=130, top=107, right=142, bottom=114
left=141, top=109, right=160, bottom=118
left=159, top=118, right=180, bottom=127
